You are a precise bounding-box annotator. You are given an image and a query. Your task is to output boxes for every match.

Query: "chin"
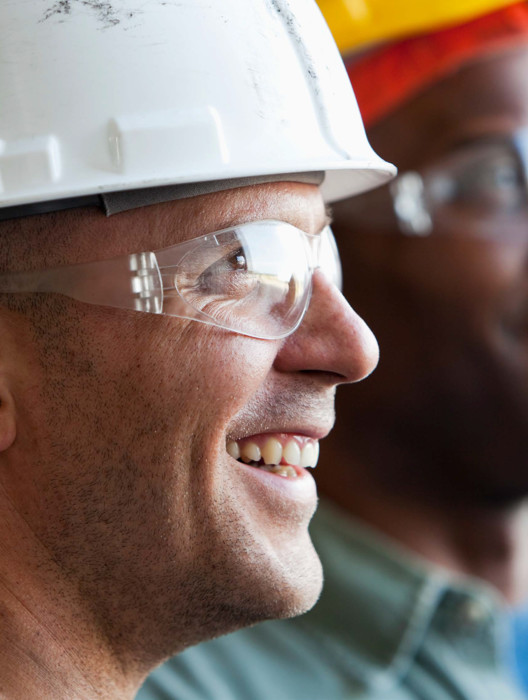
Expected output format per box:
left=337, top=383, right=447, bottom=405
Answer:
left=286, top=555, right=323, bottom=617
left=277, top=565, right=323, bottom=618
left=230, top=534, right=324, bottom=622
left=256, top=536, right=324, bottom=620
left=218, top=563, right=323, bottom=647
left=135, top=536, right=324, bottom=664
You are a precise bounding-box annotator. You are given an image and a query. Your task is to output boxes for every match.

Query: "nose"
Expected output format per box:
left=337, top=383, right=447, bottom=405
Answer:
left=273, top=269, right=379, bottom=384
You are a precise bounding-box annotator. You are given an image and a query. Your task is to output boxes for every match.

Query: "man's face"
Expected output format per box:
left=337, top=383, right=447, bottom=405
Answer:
left=0, top=182, right=378, bottom=662
left=326, top=48, right=528, bottom=507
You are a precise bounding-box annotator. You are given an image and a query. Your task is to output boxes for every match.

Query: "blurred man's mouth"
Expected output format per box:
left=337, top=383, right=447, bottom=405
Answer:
left=227, top=434, right=319, bottom=478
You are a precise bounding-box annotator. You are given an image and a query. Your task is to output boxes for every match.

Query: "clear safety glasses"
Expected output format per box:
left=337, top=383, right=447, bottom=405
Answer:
left=0, top=219, right=341, bottom=340
left=347, top=127, right=528, bottom=241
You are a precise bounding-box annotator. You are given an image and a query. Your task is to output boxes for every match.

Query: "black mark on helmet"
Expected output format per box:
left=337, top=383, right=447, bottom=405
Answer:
left=41, top=1, right=125, bottom=28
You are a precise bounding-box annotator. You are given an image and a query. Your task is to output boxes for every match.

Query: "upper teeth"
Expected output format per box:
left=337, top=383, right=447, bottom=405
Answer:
left=241, top=442, right=261, bottom=463
left=261, top=437, right=282, bottom=465
left=226, top=436, right=319, bottom=468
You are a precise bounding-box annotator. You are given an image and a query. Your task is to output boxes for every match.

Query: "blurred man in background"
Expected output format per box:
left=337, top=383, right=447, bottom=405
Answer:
left=138, top=2, right=528, bottom=699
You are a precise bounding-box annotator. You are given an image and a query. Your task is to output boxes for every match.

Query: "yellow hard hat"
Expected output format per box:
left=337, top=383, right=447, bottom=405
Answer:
left=318, top=0, right=521, bottom=52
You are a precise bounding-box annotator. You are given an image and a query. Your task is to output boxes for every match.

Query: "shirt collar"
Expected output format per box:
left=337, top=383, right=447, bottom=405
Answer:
left=300, top=499, right=508, bottom=693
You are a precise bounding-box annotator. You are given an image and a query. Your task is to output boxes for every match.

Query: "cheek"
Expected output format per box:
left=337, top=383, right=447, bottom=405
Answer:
left=97, top=318, right=279, bottom=447
left=14, top=310, right=283, bottom=575
left=33, top=310, right=279, bottom=486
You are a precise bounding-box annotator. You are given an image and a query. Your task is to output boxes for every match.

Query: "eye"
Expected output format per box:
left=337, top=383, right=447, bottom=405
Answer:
left=462, top=155, right=522, bottom=205
left=200, top=246, right=246, bottom=279
left=431, top=146, right=526, bottom=214
left=196, top=246, right=257, bottom=298
left=228, top=249, right=248, bottom=272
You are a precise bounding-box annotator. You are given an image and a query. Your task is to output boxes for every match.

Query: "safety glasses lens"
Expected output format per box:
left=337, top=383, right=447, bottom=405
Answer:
left=319, top=227, right=342, bottom=291
left=163, top=222, right=312, bottom=339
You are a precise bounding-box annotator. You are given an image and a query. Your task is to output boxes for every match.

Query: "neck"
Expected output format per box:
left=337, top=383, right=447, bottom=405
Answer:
left=318, top=458, right=528, bottom=604
left=0, top=498, right=141, bottom=699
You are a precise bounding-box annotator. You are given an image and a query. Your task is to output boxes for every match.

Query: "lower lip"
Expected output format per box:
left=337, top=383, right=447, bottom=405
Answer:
left=232, top=458, right=317, bottom=502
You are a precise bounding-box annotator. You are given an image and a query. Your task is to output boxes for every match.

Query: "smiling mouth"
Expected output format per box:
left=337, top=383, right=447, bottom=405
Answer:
left=226, top=434, right=319, bottom=479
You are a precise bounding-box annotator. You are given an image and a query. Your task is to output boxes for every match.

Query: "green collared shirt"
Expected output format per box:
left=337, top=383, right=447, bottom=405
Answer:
left=138, top=501, right=526, bottom=700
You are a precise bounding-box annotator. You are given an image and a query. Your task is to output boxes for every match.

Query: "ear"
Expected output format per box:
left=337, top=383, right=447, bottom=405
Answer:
left=0, top=387, right=16, bottom=453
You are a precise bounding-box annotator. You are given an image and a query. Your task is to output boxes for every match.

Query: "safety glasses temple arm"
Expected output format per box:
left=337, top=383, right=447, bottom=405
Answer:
left=0, top=252, right=164, bottom=314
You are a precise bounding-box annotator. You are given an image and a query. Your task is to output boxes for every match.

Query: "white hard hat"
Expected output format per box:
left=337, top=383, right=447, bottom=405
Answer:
left=0, top=0, right=395, bottom=215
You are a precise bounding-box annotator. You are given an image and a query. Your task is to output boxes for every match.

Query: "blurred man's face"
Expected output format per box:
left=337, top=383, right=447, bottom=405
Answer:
left=0, top=181, right=379, bottom=665
left=326, top=48, right=528, bottom=506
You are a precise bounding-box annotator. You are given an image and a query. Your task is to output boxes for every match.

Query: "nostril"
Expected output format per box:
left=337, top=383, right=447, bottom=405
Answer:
left=300, top=368, right=349, bottom=381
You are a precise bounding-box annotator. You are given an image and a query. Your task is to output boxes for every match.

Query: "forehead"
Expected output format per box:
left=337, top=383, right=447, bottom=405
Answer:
left=48, top=181, right=326, bottom=267
left=151, top=181, right=328, bottom=248
left=368, top=46, right=528, bottom=170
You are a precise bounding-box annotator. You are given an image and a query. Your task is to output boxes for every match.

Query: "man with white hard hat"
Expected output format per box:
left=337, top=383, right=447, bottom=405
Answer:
left=0, top=1, right=393, bottom=698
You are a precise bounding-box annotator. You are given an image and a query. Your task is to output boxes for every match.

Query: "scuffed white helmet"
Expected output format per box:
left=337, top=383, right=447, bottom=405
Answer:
left=0, top=0, right=394, bottom=214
